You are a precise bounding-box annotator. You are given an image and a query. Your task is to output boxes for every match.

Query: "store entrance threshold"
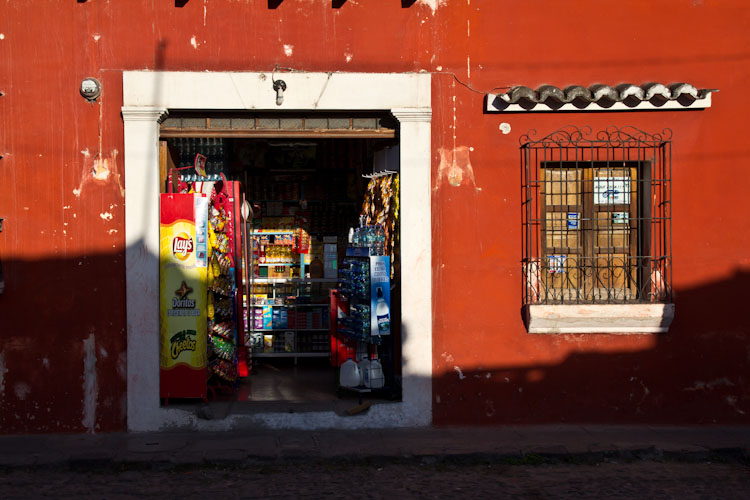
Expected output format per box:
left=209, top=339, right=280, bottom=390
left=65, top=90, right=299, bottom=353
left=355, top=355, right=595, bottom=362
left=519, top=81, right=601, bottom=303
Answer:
left=166, top=358, right=399, bottom=420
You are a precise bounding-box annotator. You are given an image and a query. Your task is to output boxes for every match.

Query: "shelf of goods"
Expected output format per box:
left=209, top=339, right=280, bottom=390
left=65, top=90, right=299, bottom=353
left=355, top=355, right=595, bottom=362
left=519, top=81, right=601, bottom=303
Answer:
left=206, top=187, right=241, bottom=387
left=332, top=173, right=400, bottom=394
left=245, top=229, right=335, bottom=360
left=334, top=253, right=392, bottom=393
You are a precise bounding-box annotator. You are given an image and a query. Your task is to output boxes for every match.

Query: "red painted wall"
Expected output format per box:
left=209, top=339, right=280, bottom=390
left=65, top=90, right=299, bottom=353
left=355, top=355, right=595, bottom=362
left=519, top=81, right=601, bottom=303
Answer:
left=0, top=0, right=748, bottom=433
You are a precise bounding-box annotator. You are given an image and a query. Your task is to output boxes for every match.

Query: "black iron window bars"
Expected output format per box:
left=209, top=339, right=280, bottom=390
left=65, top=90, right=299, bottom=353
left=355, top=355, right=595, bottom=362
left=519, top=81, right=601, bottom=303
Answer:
left=521, top=126, right=672, bottom=305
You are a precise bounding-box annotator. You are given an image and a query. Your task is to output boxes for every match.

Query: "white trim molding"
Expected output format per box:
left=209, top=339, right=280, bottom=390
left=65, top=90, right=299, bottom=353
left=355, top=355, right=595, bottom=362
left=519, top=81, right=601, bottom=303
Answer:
left=524, top=304, right=675, bottom=334
left=121, top=107, right=169, bottom=122
left=391, top=108, right=433, bottom=122
left=122, top=71, right=432, bottom=431
left=121, top=105, right=169, bottom=433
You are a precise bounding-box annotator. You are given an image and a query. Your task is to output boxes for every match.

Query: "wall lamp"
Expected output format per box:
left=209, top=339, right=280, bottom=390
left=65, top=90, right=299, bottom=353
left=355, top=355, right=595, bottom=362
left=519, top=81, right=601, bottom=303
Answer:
left=273, top=79, right=287, bottom=106
left=80, top=77, right=102, bottom=101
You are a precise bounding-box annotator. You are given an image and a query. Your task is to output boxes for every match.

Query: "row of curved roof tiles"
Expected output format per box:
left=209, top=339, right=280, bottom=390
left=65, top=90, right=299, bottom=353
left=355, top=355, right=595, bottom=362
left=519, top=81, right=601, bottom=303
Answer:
left=496, top=83, right=716, bottom=104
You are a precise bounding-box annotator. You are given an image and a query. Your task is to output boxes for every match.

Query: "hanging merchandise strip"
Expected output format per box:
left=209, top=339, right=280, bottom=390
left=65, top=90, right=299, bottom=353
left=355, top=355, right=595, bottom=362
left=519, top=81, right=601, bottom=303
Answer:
left=210, top=358, right=237, bottom=382
left=211, top=321, right=235, bottom=340
left=361, top=174, right=400, bottom=279
left=206, top=186, right=239, bottom=384
left=210, top=335, right=237, bottom=361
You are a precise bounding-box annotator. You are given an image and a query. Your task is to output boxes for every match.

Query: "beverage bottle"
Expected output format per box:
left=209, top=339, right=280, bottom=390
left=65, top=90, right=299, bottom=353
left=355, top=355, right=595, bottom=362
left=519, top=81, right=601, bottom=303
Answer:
left=375, top=287, right=390, bottom=335
left=340, top=359, right=361, bottom=388
left=369, top=359, right=385, bottom=389
left=358, top=359, right=372, bottom=388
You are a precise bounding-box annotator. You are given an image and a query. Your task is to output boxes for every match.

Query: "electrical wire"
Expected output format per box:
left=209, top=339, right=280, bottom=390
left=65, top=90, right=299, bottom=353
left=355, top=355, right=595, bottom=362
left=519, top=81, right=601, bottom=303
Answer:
left=271, top=64, right=511, bottom=96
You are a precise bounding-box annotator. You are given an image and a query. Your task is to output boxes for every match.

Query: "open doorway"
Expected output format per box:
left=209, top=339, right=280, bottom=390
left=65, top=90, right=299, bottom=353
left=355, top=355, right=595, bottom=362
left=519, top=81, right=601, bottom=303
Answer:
left=159, top=114, right=402, bottom=411
left=123, top=71, right=431, bottom=431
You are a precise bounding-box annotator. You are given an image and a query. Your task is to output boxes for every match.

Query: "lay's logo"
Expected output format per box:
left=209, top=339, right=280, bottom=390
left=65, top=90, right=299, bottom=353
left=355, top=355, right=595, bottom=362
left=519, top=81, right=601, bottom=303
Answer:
left=172, top=232, right=194, bottom=261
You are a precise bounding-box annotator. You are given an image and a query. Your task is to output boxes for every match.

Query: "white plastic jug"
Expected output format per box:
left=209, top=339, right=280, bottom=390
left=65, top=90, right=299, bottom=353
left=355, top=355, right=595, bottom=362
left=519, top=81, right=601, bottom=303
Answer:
left=339, top=359, right=361, bottom=388
left=369, top=359, right=385, bottom=389
left=358, top=359, right=372, bottom=388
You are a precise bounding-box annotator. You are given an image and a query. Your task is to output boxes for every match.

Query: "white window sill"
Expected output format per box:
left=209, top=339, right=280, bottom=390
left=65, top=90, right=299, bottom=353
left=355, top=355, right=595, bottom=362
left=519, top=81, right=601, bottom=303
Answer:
left=524, top=303, right=674, bottom=334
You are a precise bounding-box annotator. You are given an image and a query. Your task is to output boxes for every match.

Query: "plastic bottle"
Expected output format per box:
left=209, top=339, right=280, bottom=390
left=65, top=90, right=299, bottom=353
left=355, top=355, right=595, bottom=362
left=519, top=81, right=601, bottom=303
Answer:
left=339, top=359, right=361, bottom=388
left=358, top=359, right=372, bottom=388
left=369, top=359, right=385, bottom=389
left=375, top=287, right=390, bottom=336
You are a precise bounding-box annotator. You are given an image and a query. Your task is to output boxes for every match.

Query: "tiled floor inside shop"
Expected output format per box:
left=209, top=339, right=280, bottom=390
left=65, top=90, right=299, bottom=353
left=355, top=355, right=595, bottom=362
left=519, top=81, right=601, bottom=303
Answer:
left=166, top=358, right=393, bottom=419
left=237, top=358, right=339, bottom=403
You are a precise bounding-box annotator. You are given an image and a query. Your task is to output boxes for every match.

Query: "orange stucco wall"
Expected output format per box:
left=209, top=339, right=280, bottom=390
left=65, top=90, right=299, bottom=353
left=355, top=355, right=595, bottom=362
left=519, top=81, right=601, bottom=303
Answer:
left=0, top=0, right=748, bottom=432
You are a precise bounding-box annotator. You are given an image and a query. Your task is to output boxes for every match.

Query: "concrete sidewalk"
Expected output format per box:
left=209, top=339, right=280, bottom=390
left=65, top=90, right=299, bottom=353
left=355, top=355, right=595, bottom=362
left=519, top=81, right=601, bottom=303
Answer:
left=1, top=425, right=748, bottom=469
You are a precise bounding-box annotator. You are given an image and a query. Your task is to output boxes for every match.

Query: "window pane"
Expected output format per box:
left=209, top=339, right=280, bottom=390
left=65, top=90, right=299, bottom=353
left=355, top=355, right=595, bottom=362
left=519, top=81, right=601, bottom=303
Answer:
left=546, top=212, right=580, bottom=249
left=543, top=169, right=581, bottom=206
left=595, top=212, right=630, bottom=248
left=541, top=254, right=582, bottom=301
left=592, top=255, right=636, bottom=301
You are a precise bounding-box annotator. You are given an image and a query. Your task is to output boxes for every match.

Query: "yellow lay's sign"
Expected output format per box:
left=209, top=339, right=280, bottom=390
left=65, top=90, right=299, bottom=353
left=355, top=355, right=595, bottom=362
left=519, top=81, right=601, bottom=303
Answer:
left=159, top=194, right=208, bottom=399
left=171, top=231, right=195, bottom=261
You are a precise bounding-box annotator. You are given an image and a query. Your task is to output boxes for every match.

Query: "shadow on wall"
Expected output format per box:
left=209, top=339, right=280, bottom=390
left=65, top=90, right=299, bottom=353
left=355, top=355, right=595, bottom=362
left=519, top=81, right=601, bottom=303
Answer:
left=0, top=251, right=128, bottom=434
left=433, top=268, right=750, bottom=426
left=0, top=244, right=749, bottom=433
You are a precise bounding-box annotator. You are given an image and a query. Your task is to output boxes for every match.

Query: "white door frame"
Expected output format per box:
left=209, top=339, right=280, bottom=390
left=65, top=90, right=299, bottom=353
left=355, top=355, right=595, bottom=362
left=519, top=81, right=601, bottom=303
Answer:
left=122, top=71, right=432, bottom=431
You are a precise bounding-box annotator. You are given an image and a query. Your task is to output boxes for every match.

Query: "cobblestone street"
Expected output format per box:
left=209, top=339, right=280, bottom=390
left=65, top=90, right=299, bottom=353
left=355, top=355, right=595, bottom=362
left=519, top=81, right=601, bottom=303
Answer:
left=2, top=460, right=749, bottom=499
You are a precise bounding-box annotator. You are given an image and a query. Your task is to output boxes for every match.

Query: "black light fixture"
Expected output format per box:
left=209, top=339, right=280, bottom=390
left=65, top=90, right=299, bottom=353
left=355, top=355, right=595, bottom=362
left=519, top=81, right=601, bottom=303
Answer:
left=273, top=79, right=287, bottom=106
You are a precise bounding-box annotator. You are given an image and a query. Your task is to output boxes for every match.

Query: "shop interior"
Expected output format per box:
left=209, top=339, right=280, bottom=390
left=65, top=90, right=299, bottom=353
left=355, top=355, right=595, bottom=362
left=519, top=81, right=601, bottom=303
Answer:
left=158, top=115, right=402, bottom=414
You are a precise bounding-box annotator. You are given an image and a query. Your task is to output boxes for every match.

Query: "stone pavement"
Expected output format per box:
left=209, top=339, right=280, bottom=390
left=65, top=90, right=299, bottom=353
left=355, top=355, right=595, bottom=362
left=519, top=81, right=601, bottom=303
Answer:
left=0, top=425, right=749, bottom=468
left=3, top=460, right=750, bottom=500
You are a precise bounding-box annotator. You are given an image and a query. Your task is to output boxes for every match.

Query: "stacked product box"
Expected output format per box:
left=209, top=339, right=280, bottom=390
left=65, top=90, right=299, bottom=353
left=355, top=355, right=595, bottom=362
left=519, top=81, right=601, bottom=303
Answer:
left=285, top=308, right=328, bottom=330
left=324, top=242, right=338, bottom=279
left=271, top=308, right=289, bottom=329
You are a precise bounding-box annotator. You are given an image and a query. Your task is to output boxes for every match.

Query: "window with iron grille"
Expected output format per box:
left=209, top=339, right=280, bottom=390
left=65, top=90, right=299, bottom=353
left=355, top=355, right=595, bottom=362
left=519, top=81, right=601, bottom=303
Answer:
left=521, top=126, right=672, bottom=305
